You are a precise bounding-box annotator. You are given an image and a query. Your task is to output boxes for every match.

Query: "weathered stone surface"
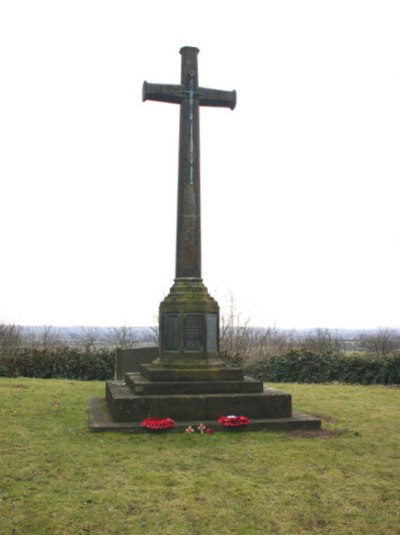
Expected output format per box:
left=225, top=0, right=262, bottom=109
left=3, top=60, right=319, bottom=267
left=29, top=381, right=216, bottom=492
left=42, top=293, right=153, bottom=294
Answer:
left=125, top=372, right=263, bottom=395
left=140, top=363, right=244, bottom=382
left=158, top=278, right=221, bottom=364
left=145, top=48, right=235, bottom=367
left=143, top=47, right=235, bottom=280
left=106, top=381, right=292, bottom=422
left=114, top=346, right=158, bottom=380
left=89, top=397, right=321, bottom=433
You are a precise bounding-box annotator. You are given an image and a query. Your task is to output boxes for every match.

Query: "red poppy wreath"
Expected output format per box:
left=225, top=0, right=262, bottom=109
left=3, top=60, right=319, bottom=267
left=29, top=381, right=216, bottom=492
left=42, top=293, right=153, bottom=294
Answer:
left=140, top=417, right=175, bottom=430
left=217, top=415, right=250, bottom=428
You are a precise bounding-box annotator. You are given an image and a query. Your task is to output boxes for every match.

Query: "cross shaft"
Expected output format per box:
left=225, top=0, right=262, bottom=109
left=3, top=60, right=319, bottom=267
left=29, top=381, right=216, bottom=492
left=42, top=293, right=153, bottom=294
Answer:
left=143, top=46, right=236, bottom=279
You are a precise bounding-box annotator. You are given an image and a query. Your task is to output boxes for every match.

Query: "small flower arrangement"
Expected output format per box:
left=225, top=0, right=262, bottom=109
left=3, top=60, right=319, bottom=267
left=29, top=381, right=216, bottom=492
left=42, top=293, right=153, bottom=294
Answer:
left=140, top=417, right=175, bottom=431
left=197, top=423, right=206, bottom=434
left=185, top=424, right=214, bottom=435
left=217, top=415, right=250, bottom=428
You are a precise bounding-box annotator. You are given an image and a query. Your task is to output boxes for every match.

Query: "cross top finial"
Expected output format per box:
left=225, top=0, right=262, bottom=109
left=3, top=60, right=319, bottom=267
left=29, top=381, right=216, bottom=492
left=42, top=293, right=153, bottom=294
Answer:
left=179, top=46, right=199, bottom=55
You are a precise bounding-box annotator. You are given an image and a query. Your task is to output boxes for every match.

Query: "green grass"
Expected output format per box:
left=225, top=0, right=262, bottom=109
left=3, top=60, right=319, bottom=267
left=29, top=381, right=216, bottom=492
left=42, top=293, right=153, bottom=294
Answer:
left=1, top=378, right=399, bottom=535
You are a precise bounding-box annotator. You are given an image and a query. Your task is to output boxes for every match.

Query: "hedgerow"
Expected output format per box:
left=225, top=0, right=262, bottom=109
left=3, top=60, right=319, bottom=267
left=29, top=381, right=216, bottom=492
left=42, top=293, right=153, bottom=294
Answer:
left=1, top=347, right=400, bottom=384
left=0, top=349, right=114, bottom=380
left=247, top=348, right=400, bottom=385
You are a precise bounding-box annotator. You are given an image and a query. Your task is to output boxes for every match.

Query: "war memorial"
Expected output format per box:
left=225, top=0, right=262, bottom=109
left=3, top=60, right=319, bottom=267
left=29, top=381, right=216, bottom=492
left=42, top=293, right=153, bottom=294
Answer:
left=89, top=47, right=321, bottom=432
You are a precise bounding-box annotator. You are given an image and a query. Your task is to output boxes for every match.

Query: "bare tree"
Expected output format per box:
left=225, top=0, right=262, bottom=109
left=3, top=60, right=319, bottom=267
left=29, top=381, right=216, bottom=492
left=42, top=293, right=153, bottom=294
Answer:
left=298, top=328, right=344, bottom=355
left=149, top=325, right=159, bottom=346
left=219, top=296, right=295, bottom=364
left=254, top=327, right=295, bottom=359
left=0, top=322, right=24, bottom=354
left=358, top=328, right=400, bottom=356
left=220, top=313, right=257, bottom=364
left=220, top=318, right=294, bottom=364
left=107, top=326, right=139, bottom=349
left=23, top=325, right=63, bottom=352
left=69, top=327, right=101, bottom=352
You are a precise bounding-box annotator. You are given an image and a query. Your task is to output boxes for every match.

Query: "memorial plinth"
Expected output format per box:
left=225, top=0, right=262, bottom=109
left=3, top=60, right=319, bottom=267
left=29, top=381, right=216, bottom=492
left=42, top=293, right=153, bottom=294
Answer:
left=89, top=46, right=321, bottom=433
left=158, top=278, right=221, bottom=367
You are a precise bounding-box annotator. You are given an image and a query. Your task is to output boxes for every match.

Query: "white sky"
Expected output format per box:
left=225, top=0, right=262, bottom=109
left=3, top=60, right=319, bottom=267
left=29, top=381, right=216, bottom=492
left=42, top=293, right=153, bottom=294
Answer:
left=1, top=1, right=399, bottom=330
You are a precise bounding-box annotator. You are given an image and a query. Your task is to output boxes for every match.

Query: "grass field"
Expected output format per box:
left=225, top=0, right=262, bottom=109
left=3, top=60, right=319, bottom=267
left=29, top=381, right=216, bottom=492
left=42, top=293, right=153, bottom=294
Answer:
left=1, top=378, right=399, bottom=534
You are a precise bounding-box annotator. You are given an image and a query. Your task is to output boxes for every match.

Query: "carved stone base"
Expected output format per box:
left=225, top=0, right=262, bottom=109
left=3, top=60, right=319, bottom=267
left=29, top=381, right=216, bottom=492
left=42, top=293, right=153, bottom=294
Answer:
left=159, top=278, right=222, bottom=364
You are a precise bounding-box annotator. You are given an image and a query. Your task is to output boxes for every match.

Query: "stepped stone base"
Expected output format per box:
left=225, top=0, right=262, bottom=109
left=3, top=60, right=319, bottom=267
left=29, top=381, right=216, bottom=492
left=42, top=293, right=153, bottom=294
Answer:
left=106, top=380, right=292, bottom=422
left=88, top=397, right=321, bottom=433
left=89, top=356, right=321, bottom=433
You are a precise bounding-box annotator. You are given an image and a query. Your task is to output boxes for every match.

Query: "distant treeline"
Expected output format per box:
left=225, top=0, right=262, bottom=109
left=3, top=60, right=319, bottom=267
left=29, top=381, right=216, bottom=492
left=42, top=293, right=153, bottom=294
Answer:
left=1, top=322, right=400, bottom=384
left=0, top=324, right=156, bottom=353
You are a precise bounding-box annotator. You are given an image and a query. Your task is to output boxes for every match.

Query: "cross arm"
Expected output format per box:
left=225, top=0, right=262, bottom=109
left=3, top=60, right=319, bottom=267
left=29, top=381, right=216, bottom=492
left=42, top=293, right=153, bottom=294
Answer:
left=142, top=81, right=183, bottom=104
left=199, top=87, right=236, bottom=110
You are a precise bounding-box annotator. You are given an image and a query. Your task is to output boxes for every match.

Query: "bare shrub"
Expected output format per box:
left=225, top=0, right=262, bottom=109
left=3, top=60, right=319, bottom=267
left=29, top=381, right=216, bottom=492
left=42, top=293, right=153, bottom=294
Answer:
left=219, top=300, right=294, bottom=365
left=297, top=328, right=344, bottom=355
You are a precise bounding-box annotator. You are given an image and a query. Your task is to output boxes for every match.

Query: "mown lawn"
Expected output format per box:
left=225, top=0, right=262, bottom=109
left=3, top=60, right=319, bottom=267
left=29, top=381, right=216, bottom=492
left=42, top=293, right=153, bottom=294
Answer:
left=0, top=378, right=399, bottom=534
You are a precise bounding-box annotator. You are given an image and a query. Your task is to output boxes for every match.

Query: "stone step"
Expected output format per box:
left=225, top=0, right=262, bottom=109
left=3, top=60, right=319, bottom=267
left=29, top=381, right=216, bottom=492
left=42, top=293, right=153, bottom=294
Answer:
left=106, top=381, right=292, bottom=422
left=125, top=372, right=264, bottom=395
left=89, top=397, right=321, bottom=433
left=140, top=363, right=244, bottom=382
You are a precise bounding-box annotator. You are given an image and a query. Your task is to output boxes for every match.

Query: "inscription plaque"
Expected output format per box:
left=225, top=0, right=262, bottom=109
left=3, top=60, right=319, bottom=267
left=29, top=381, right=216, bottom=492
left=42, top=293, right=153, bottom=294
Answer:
left=163, top=313, right=179, bottom=351
left=207, top=313, right=218, bottom=352
left=184, top=313, right=204, bottom=351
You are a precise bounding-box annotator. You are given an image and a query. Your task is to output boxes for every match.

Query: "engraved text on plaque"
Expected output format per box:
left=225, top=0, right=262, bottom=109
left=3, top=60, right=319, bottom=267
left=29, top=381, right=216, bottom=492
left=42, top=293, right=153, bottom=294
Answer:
left=163, top=313, right=179, bottom=351
left=184, top=313, right=204, bottom=351
left=207, top=313, right=218, bottom=352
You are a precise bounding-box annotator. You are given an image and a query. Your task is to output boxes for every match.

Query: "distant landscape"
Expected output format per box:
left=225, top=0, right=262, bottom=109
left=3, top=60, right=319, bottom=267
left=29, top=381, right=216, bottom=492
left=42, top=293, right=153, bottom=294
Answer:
left=1, top=322, right=400, bottom=356
left=1, top=321, right=400, bottom=386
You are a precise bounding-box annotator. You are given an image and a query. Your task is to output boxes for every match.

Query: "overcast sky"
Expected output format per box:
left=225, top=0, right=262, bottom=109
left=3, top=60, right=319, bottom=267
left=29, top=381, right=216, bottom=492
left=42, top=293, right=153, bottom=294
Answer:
left=1, top=1, right=399, bottom=329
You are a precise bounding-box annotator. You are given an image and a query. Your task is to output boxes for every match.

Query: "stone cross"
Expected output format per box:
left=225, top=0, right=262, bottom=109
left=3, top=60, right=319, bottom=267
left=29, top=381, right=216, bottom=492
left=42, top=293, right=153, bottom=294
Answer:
left=143, top=46, right=236, bottom=279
